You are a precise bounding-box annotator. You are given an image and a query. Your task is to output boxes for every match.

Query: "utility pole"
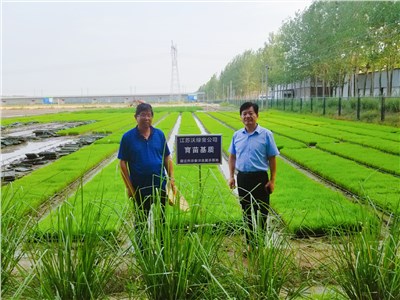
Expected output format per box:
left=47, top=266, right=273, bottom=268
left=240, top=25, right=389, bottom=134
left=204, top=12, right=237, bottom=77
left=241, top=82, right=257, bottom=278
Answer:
left=265, top=64, right=269, bottom=110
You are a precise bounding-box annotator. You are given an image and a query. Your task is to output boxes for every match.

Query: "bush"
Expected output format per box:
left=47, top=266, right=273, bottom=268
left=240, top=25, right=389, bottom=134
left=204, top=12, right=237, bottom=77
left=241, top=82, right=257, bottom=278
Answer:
left=26, top=197, right=124, bottom=299
left=124, top=192, right=228, bottom=300
left=1, top=192, right=35, bottom=298
left=328, top=206, right=400, bottom=300
left=385, top=98, right=400, bottom=113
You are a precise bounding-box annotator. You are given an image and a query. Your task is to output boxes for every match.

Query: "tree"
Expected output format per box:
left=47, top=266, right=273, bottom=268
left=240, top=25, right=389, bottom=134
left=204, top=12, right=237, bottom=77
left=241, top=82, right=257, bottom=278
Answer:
left=198, top=1, right=400, bottom=98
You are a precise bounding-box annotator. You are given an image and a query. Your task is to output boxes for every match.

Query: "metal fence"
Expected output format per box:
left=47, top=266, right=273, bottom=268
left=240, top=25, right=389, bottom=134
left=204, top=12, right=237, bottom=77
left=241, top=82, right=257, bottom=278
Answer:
left=226, top=96, right=400, bottom=122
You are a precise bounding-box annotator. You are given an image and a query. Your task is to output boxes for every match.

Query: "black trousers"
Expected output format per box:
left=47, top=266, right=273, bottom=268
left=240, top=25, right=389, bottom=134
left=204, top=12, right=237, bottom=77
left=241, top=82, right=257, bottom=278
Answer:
left=135, top=187, right=167, bottom=215
left=134, top=188, right=167, bottom=252
left=237, top=171, right=270, bottom=245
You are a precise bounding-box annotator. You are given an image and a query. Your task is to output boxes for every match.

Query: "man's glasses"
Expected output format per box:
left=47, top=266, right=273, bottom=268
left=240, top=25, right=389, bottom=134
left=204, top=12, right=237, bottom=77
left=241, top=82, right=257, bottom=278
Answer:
left=138, top=113, right=153, bottom=118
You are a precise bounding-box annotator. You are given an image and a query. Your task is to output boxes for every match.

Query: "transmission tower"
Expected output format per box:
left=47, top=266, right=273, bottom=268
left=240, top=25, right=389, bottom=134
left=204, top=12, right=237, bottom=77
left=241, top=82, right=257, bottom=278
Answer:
left=170, top=41, right=181, bottom=102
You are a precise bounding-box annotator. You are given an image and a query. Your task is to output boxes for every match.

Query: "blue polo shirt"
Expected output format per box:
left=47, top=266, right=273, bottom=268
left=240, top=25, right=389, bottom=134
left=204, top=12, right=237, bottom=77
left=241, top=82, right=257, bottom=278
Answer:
left=229, top=124, right=279, bottom=172
left=118, top=126, right=170, bottom=194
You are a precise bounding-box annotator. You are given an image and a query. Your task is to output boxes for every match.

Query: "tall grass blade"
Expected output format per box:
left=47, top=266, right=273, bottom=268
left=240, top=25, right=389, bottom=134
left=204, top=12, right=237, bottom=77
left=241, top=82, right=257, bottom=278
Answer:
left=329, top=202, right=400, bottom=300
left=27, top=193, right=123, bottom=299
left=1, top=188, right=35, bottom=297
left=124, top=186, right=228, bottom=300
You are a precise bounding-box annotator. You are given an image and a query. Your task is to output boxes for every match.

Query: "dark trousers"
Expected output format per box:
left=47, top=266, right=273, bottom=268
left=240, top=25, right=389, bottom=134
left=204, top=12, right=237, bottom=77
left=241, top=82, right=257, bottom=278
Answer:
left=237, top=171, right=270, bottom=245
left=134, top=188, right=167, bottom=251
left=135, top=188, right=167, bottom=216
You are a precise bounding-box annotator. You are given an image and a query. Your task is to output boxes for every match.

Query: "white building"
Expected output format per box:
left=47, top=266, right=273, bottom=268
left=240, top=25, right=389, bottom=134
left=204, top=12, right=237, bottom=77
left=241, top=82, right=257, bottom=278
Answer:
left=272, top=68, right=400, bottom=99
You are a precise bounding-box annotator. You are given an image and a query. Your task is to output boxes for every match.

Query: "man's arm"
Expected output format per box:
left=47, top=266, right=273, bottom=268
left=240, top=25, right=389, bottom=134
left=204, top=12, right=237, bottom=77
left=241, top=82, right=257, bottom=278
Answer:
left=119, top=160, right=135, bottom=198
left=228, top=153, right=236, bottom=189
left=164, top=155, right=176, bottom=193
left=265, top=156, right=277, bottom=193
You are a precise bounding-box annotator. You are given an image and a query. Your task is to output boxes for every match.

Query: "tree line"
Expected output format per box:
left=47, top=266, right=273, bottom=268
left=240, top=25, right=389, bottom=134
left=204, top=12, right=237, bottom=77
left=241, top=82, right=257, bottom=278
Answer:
left=199, top=1, right=400, bottom=99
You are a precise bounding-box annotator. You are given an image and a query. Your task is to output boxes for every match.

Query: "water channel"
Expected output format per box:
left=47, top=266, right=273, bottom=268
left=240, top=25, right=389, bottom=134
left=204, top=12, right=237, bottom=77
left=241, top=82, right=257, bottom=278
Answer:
left=1, top=138, right=74, bottom=167
left=1, top=122, right=99, bottom=181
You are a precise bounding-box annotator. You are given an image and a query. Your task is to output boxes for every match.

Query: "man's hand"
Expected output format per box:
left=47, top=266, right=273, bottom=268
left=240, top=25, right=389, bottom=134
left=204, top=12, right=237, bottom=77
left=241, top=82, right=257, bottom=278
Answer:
left=229, top=177, right=236, bottom=189
left=170, top=178, right=177, bottom=195
left=168, top=178, right=177, bottom=206
left=228, top=154, right=236, bottom=190
left=265, top=181, right=275, bottom=194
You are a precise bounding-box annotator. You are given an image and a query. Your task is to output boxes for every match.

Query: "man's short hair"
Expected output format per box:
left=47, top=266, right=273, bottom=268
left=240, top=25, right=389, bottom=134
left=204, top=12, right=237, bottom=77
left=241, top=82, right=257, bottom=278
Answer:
left=135, top=103, right=153, bottom=117
left=240, top=102, right=259, bottom=115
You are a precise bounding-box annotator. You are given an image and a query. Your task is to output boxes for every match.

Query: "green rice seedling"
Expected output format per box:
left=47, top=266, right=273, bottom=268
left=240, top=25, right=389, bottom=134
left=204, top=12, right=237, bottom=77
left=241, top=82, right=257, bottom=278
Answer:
left=175, top=111, right=242, bottom=224
left=173, top=164, right=241, bottom=225
left=322, top=123, right=398, bottom=143
left=328, top=207, right=400, bottom=300
left=153, top=106, right=203, bottom=113
left=1, top=143, right=119, bottom=217
left=94, top=111, right=178, bottom=145
left=153, top=111, right=180, bottom=136
left=282, top=147, right=400, bottom=213
left=57, top=111, right=167, bottom=136
left=123, top=189, right=228, bottom=300
left=56, top=115, right=121, bottom=135
left=260, top=112, right=399, bottom=147
left=316, top=141, right=400, bottom=176
left=261, top=121, right=337, bottom=146
left=27, top=196, right=124, bottom=300
left=200, top=111, right=371, bottom=235
left=194, top=112, right=236, bottom=155
left=217, top=110, right=399, bottom=153
left=267, top=110, right=398, bottom=134
left=1, top=190, right=35, bottom=297
left=240, top=208, right=306, bottom=299
left=37, top=112, right=177, bottom=237
left=37, top=160, right=130, bottom=237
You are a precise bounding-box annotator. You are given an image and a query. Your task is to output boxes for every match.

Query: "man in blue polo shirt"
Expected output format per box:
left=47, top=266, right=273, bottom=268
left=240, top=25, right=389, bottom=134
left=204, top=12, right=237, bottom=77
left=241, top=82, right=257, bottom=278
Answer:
left=228, top=102, right=279, bottom=249
left=118, top=103, right=175, bottom=214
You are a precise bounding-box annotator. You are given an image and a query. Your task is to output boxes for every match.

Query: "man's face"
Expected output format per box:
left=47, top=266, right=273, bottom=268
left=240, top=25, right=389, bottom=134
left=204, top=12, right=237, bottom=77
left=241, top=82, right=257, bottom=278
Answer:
left=241, top=106, right=258, bottom=127
left=135, top=110, right=153, bottom=128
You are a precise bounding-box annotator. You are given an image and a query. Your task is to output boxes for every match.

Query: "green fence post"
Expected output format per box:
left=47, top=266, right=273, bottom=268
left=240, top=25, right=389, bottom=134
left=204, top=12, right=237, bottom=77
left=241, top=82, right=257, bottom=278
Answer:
left=338, top=97, right=342, bottom=116
left=300, top=98, right=303, bottom=112
left=357, top=96, right=361, bottom=120
left=311, top=97, right=313, bottom=113
left=323, top=97, right=326, bottom=115
left=381, top=95, right=385, bottom=121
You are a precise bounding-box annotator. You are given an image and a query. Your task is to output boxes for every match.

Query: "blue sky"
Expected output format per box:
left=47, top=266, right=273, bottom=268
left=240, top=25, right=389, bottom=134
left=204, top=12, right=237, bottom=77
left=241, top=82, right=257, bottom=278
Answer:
left=2, top=1, right=311, bottom=97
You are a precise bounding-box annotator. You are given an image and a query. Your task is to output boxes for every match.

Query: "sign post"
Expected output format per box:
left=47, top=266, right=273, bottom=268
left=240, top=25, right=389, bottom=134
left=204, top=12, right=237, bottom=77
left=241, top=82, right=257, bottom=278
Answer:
left=176, top=134, right=222, bottom=190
